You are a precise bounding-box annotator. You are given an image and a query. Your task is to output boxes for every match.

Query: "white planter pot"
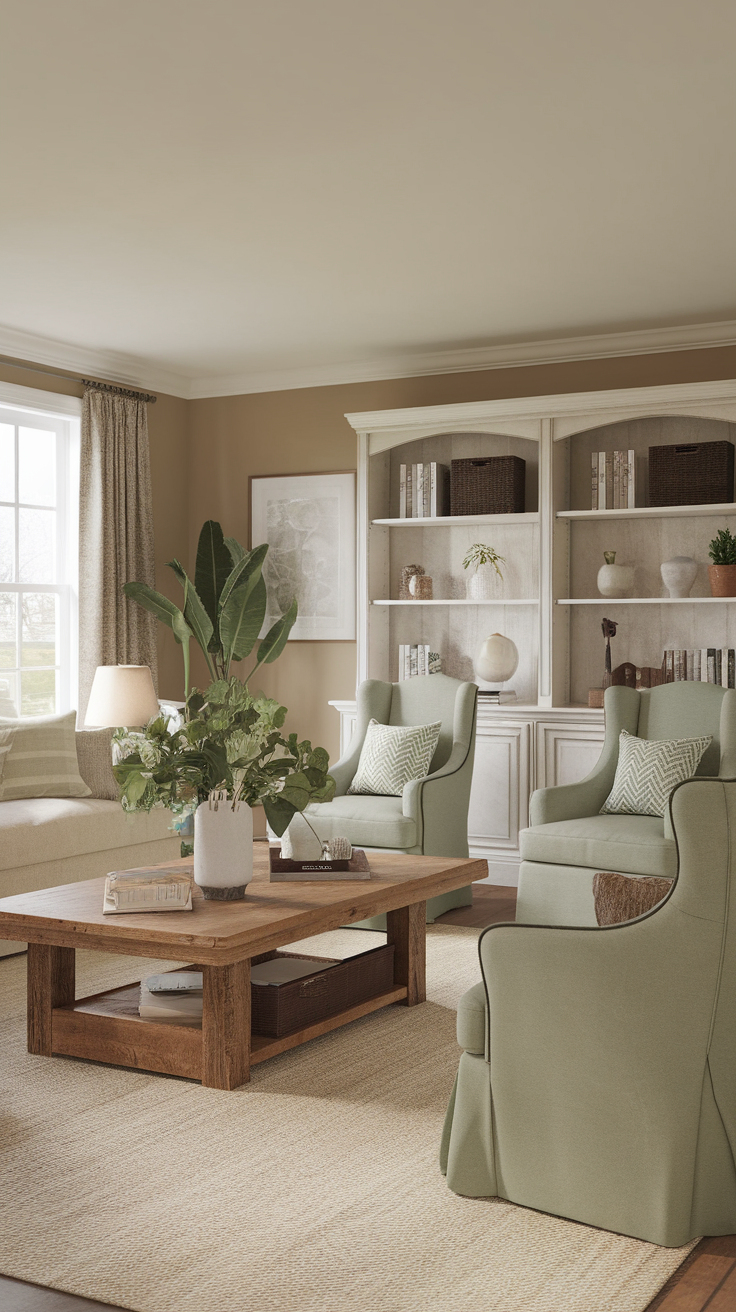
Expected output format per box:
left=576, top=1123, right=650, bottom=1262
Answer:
left=660, top=556, right=698, bottom=598
left=466, top=563, right=498, bottom=600
left=596, top=553, right=635, bottom=598
left=194, top=799, right=253, bottom=900
left=281, top=812, right=323, bottom=860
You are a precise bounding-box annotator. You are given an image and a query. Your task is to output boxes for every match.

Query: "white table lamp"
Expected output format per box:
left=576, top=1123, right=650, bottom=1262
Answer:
left=85, top=665, right=160, bottom=728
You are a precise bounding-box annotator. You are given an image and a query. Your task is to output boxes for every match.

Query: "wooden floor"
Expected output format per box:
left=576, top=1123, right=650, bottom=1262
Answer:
left=1, top=883, right=733, bottom=1312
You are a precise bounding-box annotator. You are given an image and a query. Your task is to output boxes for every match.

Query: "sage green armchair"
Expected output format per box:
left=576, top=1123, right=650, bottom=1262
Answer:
left=306, top=673, right=478, bottom=924
left=441, top=775, right=736, bottom=1247
left=517, top=681, right=736, bottom=926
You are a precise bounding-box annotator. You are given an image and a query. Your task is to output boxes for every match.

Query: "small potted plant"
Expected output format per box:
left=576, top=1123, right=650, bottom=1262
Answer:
left=708, top=529, right=736, bottom=597
left=462, top=543, right=505, bottom=600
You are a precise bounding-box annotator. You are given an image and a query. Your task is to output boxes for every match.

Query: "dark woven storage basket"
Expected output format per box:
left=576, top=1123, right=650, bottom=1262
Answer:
left=251, top=943, right=395, bottom=1038
left=450, top=456, right=525, bottom=515
left=648, top=441, right=734, bottom=506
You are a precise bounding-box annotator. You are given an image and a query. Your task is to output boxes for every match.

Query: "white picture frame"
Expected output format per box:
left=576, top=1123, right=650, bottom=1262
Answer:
left=250, top=471, right=356, bottom=641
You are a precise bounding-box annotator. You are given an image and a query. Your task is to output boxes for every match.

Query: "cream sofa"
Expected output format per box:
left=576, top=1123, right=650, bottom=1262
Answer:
left=0, top=729, right=180, bottom=957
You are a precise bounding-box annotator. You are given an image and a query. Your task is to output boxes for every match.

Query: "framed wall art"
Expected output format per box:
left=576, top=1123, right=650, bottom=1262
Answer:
left=250, top=471, right=356, bottom=641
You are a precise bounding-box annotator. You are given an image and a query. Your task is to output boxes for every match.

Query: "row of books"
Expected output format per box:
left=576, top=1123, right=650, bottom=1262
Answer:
left=398, top=645, right=442, bottom=679
left=591, top=450, right=636, bottom=510
left=663, top=648, right=736, bottom=687
left=399, top=462, right=449, bottom=518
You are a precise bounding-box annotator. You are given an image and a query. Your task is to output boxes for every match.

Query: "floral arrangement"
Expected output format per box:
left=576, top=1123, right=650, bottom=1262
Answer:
left=462, top=543, right=505, bottom=577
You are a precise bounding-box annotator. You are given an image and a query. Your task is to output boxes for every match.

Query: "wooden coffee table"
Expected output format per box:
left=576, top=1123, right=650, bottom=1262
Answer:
left=0, top=847, right=485, bottom=1090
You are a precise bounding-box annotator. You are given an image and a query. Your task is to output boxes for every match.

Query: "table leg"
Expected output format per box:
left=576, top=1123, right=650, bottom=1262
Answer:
left=387, top=902, right=426, bottom=1006
left=27, top=943, right=75, bottom=1055
left=201, top=959, right=250, bottom=1089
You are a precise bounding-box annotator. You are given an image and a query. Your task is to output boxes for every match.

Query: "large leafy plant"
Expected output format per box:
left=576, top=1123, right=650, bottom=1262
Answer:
left=124, top=520, right=297, bottom=695
left=113, top=677, right=335, bottom=836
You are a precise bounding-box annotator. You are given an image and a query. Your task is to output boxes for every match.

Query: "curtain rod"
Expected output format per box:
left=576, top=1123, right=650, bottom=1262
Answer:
left=0, top=353, right=156, bottom=403
left=82, top=378, right=157, bottom=404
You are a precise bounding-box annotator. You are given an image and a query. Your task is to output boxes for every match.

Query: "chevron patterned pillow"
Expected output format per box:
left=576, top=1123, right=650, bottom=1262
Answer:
left=348, top=718, right=442, bottom=796
left=601, top=729, right=712, bottom=818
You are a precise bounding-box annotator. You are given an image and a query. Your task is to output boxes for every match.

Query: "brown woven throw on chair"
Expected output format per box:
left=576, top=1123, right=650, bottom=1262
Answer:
left=593, top=872, right=673, bottom=926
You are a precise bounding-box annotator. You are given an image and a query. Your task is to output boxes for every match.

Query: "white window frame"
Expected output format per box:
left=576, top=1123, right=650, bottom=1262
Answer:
left=0, top=383, right=81, bottom=718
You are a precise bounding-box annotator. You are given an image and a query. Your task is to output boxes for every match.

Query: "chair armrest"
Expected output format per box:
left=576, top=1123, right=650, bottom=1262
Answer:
left=402, top=740, right=476, bottom=856
left=529, top=685, right=640, bottom=826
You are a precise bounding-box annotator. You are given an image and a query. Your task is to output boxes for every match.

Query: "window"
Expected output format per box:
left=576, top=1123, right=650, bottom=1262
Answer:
left=0, top=393, right=80, bottom=717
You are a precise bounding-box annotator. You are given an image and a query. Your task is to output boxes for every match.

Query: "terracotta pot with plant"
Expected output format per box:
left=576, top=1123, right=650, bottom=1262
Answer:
left=708, top=528, right=736, bottom=597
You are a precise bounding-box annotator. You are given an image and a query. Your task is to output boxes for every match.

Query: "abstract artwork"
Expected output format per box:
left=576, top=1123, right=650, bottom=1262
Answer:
left=250, top=471, right=356, bottom=640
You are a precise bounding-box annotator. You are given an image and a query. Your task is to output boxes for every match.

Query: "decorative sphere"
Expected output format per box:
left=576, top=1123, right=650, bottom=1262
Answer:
left=475, top=633, right=519, bottom=684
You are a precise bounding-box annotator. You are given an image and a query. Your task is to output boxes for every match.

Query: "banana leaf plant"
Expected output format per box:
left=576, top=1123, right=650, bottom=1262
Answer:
left=124, top=520, right=297, bottom=696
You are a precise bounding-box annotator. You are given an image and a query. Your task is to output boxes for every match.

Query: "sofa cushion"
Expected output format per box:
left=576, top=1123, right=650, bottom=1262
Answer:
left=75, top=729, right=120, bottom=800
left=457, top=981, right=486, bottom=1055
left=519, top=813, right=676, bottom=879
left=306, top=794, right=417, bottom=849
left=0, top=798, right=175, bottom=872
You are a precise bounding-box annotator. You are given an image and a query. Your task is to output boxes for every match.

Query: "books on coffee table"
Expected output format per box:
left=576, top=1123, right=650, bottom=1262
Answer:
left=103, top=867, right=193, bottom=914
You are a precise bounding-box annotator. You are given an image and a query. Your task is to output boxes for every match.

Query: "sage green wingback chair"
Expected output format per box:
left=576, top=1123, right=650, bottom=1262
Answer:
left=441, top=775, right=736, bottom=1247
left=517, top=681, right=736, bottom=927
left=306, top=673, right=478, bottom=925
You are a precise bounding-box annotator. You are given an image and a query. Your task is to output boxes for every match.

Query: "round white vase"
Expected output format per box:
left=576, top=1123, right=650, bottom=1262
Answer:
left=194, top=799, right=253, bottom=900
left=660, top=555, right=698, bottom=598
left=466, top=564, right=498, bottom=600
left=474, top=632, right=519, bottom=683
left=596, top=552, right=635, bottom=598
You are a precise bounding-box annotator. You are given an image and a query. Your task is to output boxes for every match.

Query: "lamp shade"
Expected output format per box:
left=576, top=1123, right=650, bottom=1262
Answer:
left=85, top=665, right=159, bottom=728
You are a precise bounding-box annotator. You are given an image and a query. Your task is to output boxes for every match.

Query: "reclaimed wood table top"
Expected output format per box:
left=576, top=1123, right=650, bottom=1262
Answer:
left=0, top=847, right=486, bottom=964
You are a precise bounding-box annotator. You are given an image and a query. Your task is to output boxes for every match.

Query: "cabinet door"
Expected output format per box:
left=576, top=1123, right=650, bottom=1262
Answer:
left=536, top=720, right=605, bottom=791
left=468, top=720, right=531, bottom=880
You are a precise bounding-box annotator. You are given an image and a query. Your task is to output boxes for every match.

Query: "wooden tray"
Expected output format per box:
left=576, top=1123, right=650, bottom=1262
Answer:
left=269, top=845, right=371, bottom=881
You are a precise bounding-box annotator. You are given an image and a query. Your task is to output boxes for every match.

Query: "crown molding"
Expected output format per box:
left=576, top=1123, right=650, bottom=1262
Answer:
left=0, top=322, right=191, bottom=399
left=2, top=317, right=736, bottom=402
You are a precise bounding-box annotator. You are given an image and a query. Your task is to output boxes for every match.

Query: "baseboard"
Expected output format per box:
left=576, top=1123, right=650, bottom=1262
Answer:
left=470, top=858, right=520, bottom=888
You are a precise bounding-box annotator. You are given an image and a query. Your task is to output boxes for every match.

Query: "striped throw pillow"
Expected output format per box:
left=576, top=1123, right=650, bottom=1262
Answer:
left=600, top=730, right=711, bottom=818
left=0, top=712, right=92, bottom=801
left=347, top=718, right=442, bottom=796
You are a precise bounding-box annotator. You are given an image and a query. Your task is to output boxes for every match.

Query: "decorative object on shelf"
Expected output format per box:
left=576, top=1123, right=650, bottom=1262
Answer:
left=591, top=450, right=635, bottom=510
left=451, top=456, right=525, bottom=516
left=596, top=551, right=635, bottom=598
left=663, top=647, right=735, bottom=687
left=589, top=618, right=618, bottom=707
left=606, top=661, right=664, bottom=690
left=474, top=632, right=519, bottom=703
left=400, top=564, right=424, bottom=599
left=398, top=646, right=441, bottom=679
left=399, top=461, right=449, bottom=518
left=660, top=556, right=698, bottom=598
left=463, top=543, right=506, bottom=600
left=708, top=528, right=736, bottom=597
left=250, top=470, right=356, bottom=640
left=649, top=440, right=735, bottom=507
left=194, top=790, right=255, bottom=900
left=409, top=574, right=433, bottom=599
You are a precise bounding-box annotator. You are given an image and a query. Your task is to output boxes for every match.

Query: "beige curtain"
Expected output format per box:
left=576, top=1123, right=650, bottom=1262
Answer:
left=78, top=388, right=158, bottom=720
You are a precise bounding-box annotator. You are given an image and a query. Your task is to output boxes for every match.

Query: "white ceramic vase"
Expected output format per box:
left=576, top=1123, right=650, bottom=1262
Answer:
left=474, top=632, right=519, bottom=683
left=596, top=552, right=635, bottom=598
left=660, top=556, right=698, bottom=598
left=466, top=563, right=497, bottom=600
left=281, top=812, right=323, bottom=860
left=194, top=798, right=253, bottom=900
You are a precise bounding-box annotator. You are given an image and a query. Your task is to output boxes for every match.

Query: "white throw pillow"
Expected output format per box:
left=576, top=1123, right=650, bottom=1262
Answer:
left=0, top=711, right=92, bottom=801
left=600, top=729, right=712, bottom=818
left=348, top=719, right=442, bottom=797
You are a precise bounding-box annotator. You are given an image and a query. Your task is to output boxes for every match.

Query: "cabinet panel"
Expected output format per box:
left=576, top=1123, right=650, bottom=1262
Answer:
left=536, top=721, right=605, bottom=791
left=469, top=721, right=531, bottom=882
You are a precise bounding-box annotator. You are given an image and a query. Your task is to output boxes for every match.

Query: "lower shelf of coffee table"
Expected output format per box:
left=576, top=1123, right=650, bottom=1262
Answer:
left=50, top=979, right=408, bottom=1081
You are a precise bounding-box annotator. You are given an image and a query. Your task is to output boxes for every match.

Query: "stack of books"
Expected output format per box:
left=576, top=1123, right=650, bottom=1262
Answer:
left=398, top=646, right=442, bottom=679
left=399, top=463, right=449, bottom=518
left=591, top=451, right=636, bottom=509
left=103, top=867, right=193, bottom=915
left=140, top=972, right=203, bottom=1024
left=662, top=648, right=736, bottom=687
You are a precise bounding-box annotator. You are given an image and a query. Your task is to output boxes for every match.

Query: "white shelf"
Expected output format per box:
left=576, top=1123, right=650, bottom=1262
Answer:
left=372, top=598, right=539, bottom=607
left=372, top=512, right=539, bottom=528
left=558, top=503, right=736, bottom=522
left=557, top=596, right=736, bottom=605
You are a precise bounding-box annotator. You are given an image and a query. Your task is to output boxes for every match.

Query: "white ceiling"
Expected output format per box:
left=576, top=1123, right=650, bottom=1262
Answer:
left=2, top=0, right=736, bottom=397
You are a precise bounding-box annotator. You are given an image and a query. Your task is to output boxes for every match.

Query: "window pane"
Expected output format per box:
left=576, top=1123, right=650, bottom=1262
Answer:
left=19, top=427, right=56, bottom=506
left=21, top=668, right=56, bottom=717
left=0, top=671, right=18, bottom=717
left=19, top=507, right=55, bottom=582
left=0, top=592, right=16, bottom=668
left=0, top=423, right=14, bottom=502
left=21, top=592, right=57, bottom=667
left=0, top=506, right=14, bottom=582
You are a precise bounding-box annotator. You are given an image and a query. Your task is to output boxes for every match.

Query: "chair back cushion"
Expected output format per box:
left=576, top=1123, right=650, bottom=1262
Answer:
left=388, top=673, right=474, bottom=771
left=348, top=719, right=442, bottom=796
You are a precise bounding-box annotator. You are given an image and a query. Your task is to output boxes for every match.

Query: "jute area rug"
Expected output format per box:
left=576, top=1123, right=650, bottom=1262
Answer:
left=0, top=925, right=694, bottom=1312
